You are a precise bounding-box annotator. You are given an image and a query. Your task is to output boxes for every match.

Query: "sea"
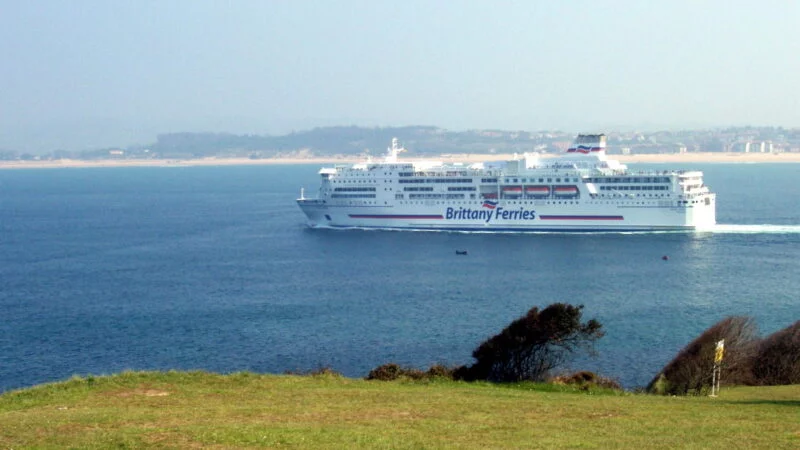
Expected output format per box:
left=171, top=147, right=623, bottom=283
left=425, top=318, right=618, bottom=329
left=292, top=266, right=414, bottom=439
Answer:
left=1, top=162, right=799, bottom=392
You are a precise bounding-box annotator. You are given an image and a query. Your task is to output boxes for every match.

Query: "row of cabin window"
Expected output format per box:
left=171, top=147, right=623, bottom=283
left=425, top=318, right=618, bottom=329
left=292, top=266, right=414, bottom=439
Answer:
left=333, top=187, right=377, bottom=192
left=403, top=187, right=433, bottom=192
left=390, top=198, right=680, bottom=205
left=393, top=200, right=676, bottom=206
left=504, top=177, right=580, bottom=183
left=398, top=178, right=473, bottom=184
left=403, top=186, right=478, bottom=192
left=407, top=193, right=466, bottom=199
left=330, top=194, right=377, bottom=199
left=586, top=177, right=671, bottom=183
left=599, top=186, right=669, bottom=191
left=448, top=186, right=477, bottom=191
left=330, top=179, right=376, bottom=183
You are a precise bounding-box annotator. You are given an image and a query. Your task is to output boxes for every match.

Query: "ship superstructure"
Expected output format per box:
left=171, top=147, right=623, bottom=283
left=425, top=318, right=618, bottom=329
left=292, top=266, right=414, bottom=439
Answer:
left=297, top=135, right=716, bottom=231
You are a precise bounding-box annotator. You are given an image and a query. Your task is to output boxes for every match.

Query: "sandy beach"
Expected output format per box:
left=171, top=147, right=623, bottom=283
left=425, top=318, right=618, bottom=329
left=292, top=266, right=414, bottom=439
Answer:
left=1, top=152, right=799, bottom=170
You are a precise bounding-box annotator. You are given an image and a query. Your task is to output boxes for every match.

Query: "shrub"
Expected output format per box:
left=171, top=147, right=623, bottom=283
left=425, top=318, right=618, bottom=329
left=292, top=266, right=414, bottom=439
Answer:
left=456, top=303, right=604, bottom=383
left=366, top=363, right=404, bottom=381
left=647, top=316, right=758, bottom=395
left=284, top=366, right=342, bottom=377
left=426, top=364, right=456, bottom=379
left=366, top=363, right=426, bottom=381
left=366, top=363, right=457, bottom=381
left=551, top=371, right=622, bottom=390
left=307, top=367, right=342, bottom=377
left=751, top=320, right=800, bottom=385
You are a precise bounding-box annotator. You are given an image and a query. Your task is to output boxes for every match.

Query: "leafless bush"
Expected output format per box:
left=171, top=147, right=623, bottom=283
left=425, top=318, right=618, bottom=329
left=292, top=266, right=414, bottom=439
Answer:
left=647, top=316, right=758, bottom=395
left=751, top=320, right=800, bottom=385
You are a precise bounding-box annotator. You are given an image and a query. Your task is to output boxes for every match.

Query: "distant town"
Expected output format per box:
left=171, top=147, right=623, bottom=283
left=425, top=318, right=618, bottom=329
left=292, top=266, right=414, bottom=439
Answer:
left=2, top=126, right=800, bottom=161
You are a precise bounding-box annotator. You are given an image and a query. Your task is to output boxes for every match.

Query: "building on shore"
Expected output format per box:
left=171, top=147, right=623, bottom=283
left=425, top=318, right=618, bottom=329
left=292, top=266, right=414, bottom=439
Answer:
left=732, top=141, right=774, bottom=153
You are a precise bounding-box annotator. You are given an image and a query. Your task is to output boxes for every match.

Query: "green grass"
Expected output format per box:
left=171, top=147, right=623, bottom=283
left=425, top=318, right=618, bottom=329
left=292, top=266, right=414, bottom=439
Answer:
left=1, top=370, right=798, bottom=449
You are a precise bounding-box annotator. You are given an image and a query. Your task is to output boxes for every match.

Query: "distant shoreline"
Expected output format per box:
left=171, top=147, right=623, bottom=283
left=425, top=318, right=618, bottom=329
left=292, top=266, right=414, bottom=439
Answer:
left=1, top=152, right=799, bottom=169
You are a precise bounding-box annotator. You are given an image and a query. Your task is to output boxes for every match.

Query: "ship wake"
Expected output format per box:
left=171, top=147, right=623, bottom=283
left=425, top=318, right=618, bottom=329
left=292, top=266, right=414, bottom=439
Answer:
left=311, top=224, right=800, bottom=235
left=700, top=224, right=800, bottom=234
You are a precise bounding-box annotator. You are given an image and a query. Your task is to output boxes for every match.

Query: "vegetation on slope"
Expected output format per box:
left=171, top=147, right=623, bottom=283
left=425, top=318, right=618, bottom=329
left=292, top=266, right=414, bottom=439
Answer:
left=455, top=303, right=604, bottom=382
left=650, top=317, right=800, bottom=395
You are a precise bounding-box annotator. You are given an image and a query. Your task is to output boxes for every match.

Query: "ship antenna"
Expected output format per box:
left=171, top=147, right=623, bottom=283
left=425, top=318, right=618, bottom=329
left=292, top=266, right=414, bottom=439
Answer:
left=385, top=137, right=406, bottom=163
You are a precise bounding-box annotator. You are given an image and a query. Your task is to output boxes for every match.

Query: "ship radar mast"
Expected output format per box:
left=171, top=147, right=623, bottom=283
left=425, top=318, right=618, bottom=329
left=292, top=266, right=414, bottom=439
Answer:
left=384, top=137, right=406, bottom=163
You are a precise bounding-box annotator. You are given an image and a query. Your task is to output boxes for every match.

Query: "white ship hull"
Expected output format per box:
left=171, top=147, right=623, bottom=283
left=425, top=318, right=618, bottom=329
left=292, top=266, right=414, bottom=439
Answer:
left=298, top=197, right=716, bottom=231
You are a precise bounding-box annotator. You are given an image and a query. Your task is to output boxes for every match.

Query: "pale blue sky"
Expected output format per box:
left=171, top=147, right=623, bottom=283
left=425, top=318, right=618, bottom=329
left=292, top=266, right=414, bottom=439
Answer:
left=1, top=0, right=798, bottom=151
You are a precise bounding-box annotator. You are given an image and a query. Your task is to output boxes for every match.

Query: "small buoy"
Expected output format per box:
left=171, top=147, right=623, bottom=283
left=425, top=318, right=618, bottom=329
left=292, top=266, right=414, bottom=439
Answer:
left=662, top=255, right=669, bottom=261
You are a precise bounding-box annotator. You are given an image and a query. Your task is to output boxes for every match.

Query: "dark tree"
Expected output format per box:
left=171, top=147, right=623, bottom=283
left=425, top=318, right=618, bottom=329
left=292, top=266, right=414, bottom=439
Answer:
left=456, top=303, right=604, bottom=382
left=751, top=320, right=800, bottom=386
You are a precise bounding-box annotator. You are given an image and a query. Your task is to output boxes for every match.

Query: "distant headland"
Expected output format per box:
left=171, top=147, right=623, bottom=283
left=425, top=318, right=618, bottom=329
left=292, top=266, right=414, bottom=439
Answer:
left=2, top=125, right=799, bottom=168
left=2, top=151, right=799, bottom=170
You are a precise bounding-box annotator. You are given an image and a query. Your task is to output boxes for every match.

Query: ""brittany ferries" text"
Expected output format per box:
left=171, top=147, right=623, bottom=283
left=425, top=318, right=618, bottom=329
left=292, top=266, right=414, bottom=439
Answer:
left=445, top=206, right=536, bottom=223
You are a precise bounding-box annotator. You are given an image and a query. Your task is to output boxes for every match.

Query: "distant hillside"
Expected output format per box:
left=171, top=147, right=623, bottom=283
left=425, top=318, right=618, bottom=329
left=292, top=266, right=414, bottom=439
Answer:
left=151, top=126, right=558, bottom=158
left=146, top=125, right=800, bottom=159
left=4, top=125, right=798, bottom=160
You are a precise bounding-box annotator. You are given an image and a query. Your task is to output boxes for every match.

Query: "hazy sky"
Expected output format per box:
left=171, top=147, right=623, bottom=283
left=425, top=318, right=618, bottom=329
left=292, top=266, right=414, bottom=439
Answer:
left=1, top=1, right=799, bottom=151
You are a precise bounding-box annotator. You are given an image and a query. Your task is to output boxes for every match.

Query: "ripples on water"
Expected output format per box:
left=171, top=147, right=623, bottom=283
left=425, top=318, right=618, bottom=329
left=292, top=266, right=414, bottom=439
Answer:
left=0, top=163, right=798, bottom=391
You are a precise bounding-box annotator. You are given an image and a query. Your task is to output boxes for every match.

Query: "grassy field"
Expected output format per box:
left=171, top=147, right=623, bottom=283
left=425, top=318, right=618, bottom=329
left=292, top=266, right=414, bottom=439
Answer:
left=1, top=371, right=798, bottom=449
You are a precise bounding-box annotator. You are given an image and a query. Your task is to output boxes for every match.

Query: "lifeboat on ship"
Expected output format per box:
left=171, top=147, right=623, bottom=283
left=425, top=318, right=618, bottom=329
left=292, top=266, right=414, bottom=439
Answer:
left=502, top=186, right=523, bottom=196
left=554, top=186, right=579, bottom=196
left=525, top=186, right=550, bottom=196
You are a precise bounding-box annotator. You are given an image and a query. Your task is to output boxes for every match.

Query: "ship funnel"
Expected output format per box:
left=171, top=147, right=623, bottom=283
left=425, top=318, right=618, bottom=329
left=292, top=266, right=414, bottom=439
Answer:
left=567, top=134, right=607, bottom=154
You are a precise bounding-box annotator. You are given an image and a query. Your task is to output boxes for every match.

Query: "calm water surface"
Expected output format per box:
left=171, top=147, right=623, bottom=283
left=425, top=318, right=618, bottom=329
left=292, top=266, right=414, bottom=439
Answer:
left=1, top=163, right=799, bottom=391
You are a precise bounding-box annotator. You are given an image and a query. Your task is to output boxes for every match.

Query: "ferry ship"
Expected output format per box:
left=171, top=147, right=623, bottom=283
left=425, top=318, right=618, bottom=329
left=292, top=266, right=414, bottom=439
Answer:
left=296, top=135, right=716, bottom=231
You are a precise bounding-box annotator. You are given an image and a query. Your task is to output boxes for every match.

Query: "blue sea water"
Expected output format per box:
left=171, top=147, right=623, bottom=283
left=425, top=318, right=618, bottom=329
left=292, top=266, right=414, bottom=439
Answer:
left=1, top=163, right=799, bottom=392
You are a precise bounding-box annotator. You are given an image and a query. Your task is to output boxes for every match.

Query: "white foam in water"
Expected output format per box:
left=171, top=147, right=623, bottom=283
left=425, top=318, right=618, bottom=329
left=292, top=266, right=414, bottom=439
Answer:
left=316, top=224, right=800, bottom=235
left=704, top=224, right=800, bottom=234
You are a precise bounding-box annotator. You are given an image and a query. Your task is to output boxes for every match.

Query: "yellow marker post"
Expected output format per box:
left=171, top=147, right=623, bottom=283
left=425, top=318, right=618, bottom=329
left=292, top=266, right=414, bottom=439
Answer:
left=711, top=339, right=724, bottom=397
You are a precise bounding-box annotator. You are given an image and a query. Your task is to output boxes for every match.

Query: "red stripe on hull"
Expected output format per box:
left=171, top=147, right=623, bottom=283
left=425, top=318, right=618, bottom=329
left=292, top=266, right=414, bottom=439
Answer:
left=538, top=215, right=624, bottom=220
left=349, top=214, right=444, bottom=220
